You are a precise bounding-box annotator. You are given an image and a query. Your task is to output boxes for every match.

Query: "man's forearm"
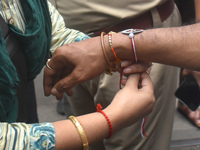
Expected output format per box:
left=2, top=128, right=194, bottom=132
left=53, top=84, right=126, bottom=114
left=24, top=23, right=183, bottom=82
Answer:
left=109, top=23, right=200, bottom=70
left=135, top=23, right=200, bottom=70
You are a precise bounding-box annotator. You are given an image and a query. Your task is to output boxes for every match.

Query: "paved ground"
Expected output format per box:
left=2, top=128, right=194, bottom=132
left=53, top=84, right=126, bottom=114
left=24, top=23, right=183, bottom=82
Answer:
left=35, top=68, right=200, bottom=150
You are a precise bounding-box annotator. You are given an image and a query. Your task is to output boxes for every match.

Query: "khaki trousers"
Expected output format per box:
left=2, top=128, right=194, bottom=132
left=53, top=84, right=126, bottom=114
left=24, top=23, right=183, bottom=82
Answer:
left=66, top=5, right=181, bottom=150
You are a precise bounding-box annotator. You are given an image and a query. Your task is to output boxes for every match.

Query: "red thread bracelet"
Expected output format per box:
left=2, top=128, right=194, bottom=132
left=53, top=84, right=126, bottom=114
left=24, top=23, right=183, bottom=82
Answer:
left=130, top=36, right=137, bottom=63
left=96, top=103, right=113, bottom=139
left=119, top=67, right=124, bottom=89
left=141, top=117, right=148, bottom=138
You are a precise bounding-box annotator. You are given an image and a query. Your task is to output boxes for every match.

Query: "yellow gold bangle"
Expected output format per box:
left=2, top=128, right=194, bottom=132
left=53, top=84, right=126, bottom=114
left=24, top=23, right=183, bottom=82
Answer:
left=68, top=116, right=89, bottom=150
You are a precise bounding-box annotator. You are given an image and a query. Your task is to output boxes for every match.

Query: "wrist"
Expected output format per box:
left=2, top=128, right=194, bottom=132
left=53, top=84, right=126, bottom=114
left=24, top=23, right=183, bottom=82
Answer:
left=103, top=105, right=124, bottom=133
left=107, top=32, right=133, bottom=61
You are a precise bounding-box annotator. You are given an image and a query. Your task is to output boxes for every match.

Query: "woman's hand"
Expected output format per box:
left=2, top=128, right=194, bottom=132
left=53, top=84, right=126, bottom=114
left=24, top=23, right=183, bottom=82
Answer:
left=104, top=72, right=155, bottom=132
left=121, top=60, right=152, bottom=74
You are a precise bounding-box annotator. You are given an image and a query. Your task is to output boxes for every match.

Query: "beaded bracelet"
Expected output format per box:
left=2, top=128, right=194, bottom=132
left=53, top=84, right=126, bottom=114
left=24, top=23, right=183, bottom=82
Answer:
left=96, top=103, right=113, bottom=139
left=122, top=29, right=144, bottom=63
left=108, top=31, right=122, bottom=64
left=68, top=116, right=89, bottom=150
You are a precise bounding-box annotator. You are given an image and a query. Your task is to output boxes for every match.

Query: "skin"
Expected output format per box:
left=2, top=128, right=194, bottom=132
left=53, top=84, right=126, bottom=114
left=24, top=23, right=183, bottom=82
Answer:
left=44, top=23, right=200, bottom=98
left=52, top=73, right=155, bottom=150
left=195, top=0, right=200, bottom=22
left=42, top=2, right=200, bottom=148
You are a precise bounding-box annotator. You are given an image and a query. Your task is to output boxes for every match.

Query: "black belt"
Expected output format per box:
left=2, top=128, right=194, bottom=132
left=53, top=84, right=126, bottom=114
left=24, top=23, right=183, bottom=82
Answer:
left=93, top=0, right=174, bottom=36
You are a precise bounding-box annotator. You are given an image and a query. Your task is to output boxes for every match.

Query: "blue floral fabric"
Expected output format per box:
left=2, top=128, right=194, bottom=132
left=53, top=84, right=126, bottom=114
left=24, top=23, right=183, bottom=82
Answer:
left=0, top=122, right=55, bottom=149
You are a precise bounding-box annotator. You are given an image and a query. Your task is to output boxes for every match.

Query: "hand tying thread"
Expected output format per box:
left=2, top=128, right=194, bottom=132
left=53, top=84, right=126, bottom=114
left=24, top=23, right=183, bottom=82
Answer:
left=120, top=29, right=147, bottom=138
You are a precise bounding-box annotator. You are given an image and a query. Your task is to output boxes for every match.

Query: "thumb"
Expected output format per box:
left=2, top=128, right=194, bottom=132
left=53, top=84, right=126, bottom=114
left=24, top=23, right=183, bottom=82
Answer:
left=139, top=72, right=154, bottom=93
left=124, top=74, right=140, bottom=90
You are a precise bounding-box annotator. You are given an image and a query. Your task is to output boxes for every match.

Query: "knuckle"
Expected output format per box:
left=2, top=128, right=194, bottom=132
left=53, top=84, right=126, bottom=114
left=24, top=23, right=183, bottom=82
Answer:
left=133, top=64, right=145, bottom=72
left=57, top=80, right=68, bottom=92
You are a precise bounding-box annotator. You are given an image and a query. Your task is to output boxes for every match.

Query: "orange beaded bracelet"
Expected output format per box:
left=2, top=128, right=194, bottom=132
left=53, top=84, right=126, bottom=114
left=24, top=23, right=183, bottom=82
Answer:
left=108, top=31, right=122, bottom=64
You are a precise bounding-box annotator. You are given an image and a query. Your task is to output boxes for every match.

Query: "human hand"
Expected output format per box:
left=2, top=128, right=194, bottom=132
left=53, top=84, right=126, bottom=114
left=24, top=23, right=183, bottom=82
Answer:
left=182, top=69, right=200, bottom=86
left=120, top=60, right=152, bottom=74
left=44, top=37, right=108, bottom=99
left=104, top=72, right=155, bottom=132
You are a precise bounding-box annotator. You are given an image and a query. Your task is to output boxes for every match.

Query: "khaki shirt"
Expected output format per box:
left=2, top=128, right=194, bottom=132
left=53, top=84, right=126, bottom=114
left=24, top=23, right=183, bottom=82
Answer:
left=54, top=0, right=167, bottom=33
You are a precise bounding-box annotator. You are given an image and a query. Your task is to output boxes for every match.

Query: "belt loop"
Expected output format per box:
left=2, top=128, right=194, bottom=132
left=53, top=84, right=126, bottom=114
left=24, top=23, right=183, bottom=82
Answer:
left=150, top=8, right=162, bottom=28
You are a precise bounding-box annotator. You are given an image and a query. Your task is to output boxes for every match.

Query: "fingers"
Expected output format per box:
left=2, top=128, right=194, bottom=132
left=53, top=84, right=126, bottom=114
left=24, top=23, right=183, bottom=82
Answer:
left=43, top=56, right=64, bottom=96
left=121, top=60, right=134, bottom=67
left=51, top=69, right=83, bottom=97
left=43, top=67, right=56, bottom=96
left=122, top=61, right=152, bottom=74
left=139, top=72, right=154, bottom=93
left=123, top=74, right=140, bottom=90
left=122, top=72, right=153, bottom=93
left=43, top=55, right=74, bottom=97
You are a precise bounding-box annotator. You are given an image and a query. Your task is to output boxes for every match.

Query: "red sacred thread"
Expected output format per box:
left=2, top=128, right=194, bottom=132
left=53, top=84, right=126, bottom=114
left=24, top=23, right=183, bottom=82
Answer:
left=96, top=103, right=113, bottom=139
left=119, top=67, right=124, bottom=89
left=131, top=38, right=137, bottom=63
left=142, top=117, right=148, bottom=137
left=119, top=36, right=137, bottom=89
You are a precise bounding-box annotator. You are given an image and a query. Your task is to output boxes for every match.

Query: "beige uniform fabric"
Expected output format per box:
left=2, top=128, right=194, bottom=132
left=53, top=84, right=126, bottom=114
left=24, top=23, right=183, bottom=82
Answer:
left=53, top=0, right=182, bottom=149
left=54, top=0, right=168, bottom=33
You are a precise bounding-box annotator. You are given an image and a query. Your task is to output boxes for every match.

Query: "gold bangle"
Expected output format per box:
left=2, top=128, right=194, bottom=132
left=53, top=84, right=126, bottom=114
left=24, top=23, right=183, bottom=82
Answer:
left=68, top=116, right=89, bottom=150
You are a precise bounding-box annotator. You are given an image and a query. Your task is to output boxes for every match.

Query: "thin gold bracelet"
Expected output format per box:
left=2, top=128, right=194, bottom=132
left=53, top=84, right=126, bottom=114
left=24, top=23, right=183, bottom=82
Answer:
left=100, top=32, right=114, bottom=75
left=68, top=116, right=89, bottom=150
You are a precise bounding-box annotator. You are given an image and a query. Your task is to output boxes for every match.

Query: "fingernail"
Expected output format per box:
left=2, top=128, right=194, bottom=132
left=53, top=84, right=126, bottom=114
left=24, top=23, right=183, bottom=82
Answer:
left=51, top=88, right=59, bottom=95
left=123, top=67, right=132, bottom=73
left=196, top=120, right=200, bottom=127
left=121, top=61, right=129, bottom=67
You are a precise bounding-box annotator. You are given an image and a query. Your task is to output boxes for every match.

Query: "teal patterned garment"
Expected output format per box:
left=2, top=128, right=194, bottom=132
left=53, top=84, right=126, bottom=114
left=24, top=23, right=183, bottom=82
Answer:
left=0, top=0, right=89, bottom=148
left=0, top=0, right=89, bottom=122
left=0, top=122, right=55, bottom=149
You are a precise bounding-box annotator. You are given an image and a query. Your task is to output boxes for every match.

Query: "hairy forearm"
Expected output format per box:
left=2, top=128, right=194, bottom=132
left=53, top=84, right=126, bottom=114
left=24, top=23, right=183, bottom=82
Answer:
left=107, top=23, right=200, bottom=70
left=135, top=23, right=200, bottom=70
